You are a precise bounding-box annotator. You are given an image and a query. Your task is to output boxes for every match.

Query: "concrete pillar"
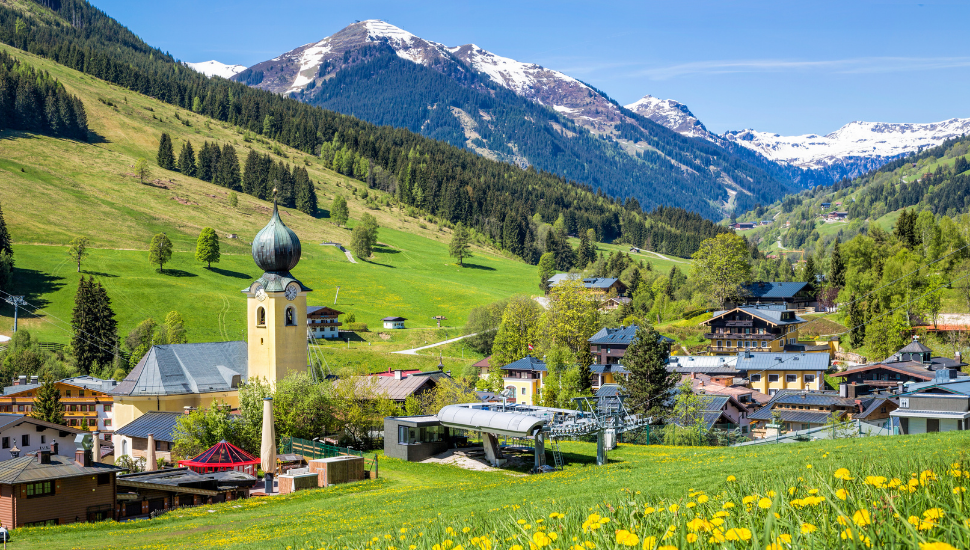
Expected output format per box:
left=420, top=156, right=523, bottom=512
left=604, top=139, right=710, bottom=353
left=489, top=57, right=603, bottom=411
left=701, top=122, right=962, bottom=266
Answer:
left=146, top=433, right=157, bottom=471
left=482, top=432, right=504, bottom=467
left=533, top=432, right=546, bottom=471
left=261, top=397, right=277, bottom=493
left=596, top=430, right=607, bottom=466
left=92, top=431, right=100, bottom=463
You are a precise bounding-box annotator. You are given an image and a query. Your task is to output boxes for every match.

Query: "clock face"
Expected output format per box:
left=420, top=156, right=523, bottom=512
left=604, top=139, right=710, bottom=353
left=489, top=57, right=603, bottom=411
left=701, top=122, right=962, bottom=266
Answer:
left=255, top=288, right=267, bottom=302
left=285, top=282, right=299, bottom=301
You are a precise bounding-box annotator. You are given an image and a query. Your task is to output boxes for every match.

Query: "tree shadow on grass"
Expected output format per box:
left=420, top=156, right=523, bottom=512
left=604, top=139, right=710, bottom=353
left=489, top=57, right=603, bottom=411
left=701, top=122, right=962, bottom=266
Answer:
left=81, top=271, right=119, bottom=278
left=208, top=267, right=252, bottom=280
left=336, top=331, right=366, bottom=342
left=460, top=263, right=496, bottom=271
left=7, top=267, right=64, bottom=313
left=158, top=269, right=198, bottom=278
left=372, top=245, right=400, bottom=255
left=363, top=259, right=395, bottom=268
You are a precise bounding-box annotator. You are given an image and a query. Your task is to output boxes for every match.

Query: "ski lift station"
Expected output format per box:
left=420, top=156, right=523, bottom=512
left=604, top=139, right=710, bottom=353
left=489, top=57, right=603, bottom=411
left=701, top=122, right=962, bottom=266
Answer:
left=384, top=394, right=648, bottom=471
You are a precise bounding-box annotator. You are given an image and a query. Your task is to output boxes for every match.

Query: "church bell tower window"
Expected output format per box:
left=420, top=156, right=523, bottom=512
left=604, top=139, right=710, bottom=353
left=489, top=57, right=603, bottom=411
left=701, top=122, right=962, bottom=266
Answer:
left=285, top=307, right=296, bottom=326
left=257, top=307, right=266, bottom=327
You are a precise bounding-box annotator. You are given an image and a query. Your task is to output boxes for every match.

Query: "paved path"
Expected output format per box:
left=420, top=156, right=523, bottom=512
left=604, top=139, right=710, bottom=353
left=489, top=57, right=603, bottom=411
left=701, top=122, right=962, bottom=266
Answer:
left=393, top=333, right=478, bottom=355
left=344, top=250, right=357, bottom=264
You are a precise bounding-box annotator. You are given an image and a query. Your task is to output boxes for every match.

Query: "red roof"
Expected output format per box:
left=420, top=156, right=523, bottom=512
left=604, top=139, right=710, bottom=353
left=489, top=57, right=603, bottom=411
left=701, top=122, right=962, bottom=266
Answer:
left=178, top=440, right=259, bottom=469
left=472, top=356, right=491, bottom=368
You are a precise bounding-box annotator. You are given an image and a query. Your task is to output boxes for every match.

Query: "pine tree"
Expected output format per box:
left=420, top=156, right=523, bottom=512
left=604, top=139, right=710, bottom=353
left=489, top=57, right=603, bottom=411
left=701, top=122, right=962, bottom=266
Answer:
left=214, top=144, right=241, bottom=190
left=449, top=223, right=473, bottom=267
left=294, top=168, right=317, bottom=216
left=177, top=140, right=196, bottom=177
left=71, top=277, right=97, bottom=375
left=331, top=195, right=349, bottom=226
left=90, top=279, right=118, bottom=372
left=32, top=372, right=65, bottom=426
left=628, top=267, right=642, bottom=295
left=156, top=132, right=175, bottom=170
left=149, top=233, right=173, bottom=272
left=195, top=227, right=220, bottom=268
left=829, top=238, right=845, bottom=288
left=621, top=324, right=675, bottom=417
left=0, top=200, right=12, bottom=257
left=848, top=296, right=866, bottom=348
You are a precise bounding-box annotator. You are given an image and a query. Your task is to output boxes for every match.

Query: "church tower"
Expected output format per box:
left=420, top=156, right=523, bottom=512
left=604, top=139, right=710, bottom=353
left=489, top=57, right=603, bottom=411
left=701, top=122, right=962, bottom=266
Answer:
left=245, top=201, right=310, bottom=384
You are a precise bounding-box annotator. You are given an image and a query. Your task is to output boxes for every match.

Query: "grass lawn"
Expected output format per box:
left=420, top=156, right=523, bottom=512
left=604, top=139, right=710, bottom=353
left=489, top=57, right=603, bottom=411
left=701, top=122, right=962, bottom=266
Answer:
left=12, top=431, right=970, bottom=549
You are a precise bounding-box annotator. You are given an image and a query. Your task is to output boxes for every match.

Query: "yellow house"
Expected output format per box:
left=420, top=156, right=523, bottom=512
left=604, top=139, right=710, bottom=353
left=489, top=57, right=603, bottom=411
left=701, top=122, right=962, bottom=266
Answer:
left=111, top=202, right=310, bottom=446
left=0, top=376, right=117, bottom=434
left=500, top=356, right=546, bottom=407
left=735, top=351, right=829, bottom=395
left=700, top=306, right=807, bottom=355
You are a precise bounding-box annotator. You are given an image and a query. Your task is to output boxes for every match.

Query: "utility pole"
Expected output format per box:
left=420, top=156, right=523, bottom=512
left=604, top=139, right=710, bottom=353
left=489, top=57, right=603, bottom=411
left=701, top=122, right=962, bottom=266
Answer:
left=4, top=296, right=25, bottom=332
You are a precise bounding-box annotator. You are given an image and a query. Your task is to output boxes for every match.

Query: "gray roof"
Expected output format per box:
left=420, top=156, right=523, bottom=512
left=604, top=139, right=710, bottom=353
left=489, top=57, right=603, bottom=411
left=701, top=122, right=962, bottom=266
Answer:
left=501, top=355, right=547, bottom=372
left=743, top=282, right=811, bottom=300
left=356, top=372, right=449, bottom=401
left=582, top=277, right=622, bottom=290
left=0, top=454, right=122, bottom=484
left=437, top=405, right=546, bottom=438
left=706, top=307, right=806, bottom=326
left=667, top=355, right=740, bottom=374
left=765, top=391, right=857, bottom=408
left=113, top=342, right=248, bottom=397
left=595, top=384, right=622, bottom=398
left=588, top=325, right=675, bottom=346
left=590, top=364, right=629, bottom=374
left=382, top=316, right=407, bottom=322
left=857, top=397, right=895, bottom=419
left=898, top=339, right=933, bottom=354
left=749, top=409, right=838, bottom=424
left=903, top=379, right=970, bottom=395
left=2, top=384, right=40, bottom=396
left=3, top=376, right=119, bottom=396
left=736, top=352, right=829, bottom=372
left=114, top=412, right=183, bottom=443
left=0, top=414, right=84, bottom=435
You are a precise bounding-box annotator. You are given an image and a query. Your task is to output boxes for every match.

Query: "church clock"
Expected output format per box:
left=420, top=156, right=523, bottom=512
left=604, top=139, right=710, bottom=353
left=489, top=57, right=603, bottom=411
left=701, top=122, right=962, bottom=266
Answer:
left=285, top=282, right=299, bottom=301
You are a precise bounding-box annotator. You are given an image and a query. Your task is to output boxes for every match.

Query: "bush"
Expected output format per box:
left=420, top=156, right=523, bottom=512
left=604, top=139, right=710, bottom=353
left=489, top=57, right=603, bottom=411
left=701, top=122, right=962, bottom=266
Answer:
left=348, top=322, right=369, bottom=332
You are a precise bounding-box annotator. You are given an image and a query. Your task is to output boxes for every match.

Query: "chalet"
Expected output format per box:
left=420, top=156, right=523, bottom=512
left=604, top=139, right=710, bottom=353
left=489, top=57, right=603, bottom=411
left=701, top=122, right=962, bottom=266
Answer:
left=832, top=337, right=968, bottom=391
left=500, top=356, right=546, bottom=406
left=749, top=388, right=896, bottom=434
left=700, top=306, right=807, bottom=355
left=473, top=356, right=492, bottom=377
left=0, top=415, right=85, bottom=461
left=588, top=326, right=674, bottom=388
left=760, top=220, right=771, bottom=226
left=307, top=306, right=343, bottom=339
left=826, top=211, right=848, bottom=221
left=1, top=375, right=118, bottom=436
left=736, top=281, right=816, bottom=310
left=112, top=411, right=182, bottom=466
left=0, top=447, right=122, bottom=527
left=736, top=351, right=829, bottom=395
left=891, top=370, right=970, bottom=434
left=821, top=202, right=831, bottom=209
left=359, top=370, right=450, bottom=405
left=599, top=296, right=632, bottom=311
left=731, top=222, right=755, bottom=231
left=547, top=274, right=628, bottom=296
left=382, top=316, right=407, bottom=330
left=670, top=394, right=751, bottom=434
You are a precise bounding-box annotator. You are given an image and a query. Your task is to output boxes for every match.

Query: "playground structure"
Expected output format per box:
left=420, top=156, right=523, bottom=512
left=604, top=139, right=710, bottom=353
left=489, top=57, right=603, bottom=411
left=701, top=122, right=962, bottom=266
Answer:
left=437, top=394, right=649, bottom=472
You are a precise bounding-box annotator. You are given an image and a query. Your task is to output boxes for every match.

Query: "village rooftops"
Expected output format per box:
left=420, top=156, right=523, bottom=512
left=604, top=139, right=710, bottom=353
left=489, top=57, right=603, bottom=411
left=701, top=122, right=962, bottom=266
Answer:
left=704, top=307, right=806, bottom=326
left=0, top=453, right=121, bottom=484
left=501, top=355, right=547, bottom=372
left=667, top=355, right=740, bottom=374
left=113, top=411, right=182, bottom=443
left=0, top=413, right=85, bottom=435
left=356, top=371, right=451, bottom=401
left=736, top=352, right=828, bottom=372
left=588, top=326, right=675, bottom=346
left=742, top=282, right=811, bottom=300
left=112, top=341, right=248, bottom=397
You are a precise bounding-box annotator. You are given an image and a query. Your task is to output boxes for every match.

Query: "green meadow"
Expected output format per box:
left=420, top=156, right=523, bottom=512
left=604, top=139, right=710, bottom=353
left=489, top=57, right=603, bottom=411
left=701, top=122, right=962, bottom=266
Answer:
left=10, top=431, right=970, bottom=550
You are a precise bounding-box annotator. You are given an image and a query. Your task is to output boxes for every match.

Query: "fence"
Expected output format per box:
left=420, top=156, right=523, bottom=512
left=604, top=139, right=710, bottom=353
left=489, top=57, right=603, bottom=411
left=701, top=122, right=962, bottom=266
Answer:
left=737, top=419, right=893, bottom=446
left=280, top=436, right=366, bottom=459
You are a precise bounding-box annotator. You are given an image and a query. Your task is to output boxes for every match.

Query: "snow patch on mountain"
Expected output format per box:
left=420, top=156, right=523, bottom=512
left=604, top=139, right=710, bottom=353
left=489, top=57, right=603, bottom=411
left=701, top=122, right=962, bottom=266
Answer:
left=453, top=44, right=581, bottom=96
left=287, top=40, right=333, bottom=93
left=186, top=60, right=246, bottom=79
left=722, top=118, right=970, bottom=170
left=625, top=95, right=709, bottom=139
left=364, top=20, right=449, bottom=65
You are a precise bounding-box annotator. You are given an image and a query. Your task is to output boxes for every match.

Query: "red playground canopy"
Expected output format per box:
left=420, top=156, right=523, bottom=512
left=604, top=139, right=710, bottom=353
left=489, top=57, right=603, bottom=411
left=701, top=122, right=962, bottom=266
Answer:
left=178, top=440, right=260, bottom=476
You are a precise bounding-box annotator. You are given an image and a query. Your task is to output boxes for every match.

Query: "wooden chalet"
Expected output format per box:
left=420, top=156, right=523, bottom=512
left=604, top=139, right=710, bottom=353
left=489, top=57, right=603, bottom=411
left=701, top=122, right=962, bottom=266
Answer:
left=307, top=306, right=343, bottom=339
left=700, top=306, right=807, bottom=355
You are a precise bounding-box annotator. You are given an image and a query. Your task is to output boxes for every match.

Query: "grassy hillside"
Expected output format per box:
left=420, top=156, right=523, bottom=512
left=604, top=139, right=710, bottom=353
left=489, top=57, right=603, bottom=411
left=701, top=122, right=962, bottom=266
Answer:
left=0, top=43, right=536, bottom=349
left=10, top=431, right=970, bottom=549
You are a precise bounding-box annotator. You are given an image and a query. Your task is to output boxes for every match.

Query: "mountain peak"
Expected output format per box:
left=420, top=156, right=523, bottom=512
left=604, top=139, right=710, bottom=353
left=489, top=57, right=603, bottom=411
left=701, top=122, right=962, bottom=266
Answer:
left=186, top=60, right=246, bottom=79
left=625, top=95, right=709, bottom=139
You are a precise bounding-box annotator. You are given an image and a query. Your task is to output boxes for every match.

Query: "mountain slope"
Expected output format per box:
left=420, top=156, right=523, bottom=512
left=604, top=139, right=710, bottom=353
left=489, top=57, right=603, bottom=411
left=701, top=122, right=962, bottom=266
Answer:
left=625, top=95, right=709, bottom=139
left=186, top=60, right=246, bottom=79
left=237, top=20, right=796, bottom=219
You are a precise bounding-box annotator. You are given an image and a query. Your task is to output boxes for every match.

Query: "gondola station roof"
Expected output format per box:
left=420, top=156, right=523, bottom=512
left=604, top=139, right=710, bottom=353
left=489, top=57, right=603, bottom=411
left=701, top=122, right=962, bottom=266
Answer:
left=178, top=440, right=260, bottom=475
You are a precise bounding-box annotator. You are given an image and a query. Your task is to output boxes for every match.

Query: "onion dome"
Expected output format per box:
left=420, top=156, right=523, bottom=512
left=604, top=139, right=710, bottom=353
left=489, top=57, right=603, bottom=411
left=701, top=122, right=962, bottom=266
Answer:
left=252, top=201, right=301, bottom=273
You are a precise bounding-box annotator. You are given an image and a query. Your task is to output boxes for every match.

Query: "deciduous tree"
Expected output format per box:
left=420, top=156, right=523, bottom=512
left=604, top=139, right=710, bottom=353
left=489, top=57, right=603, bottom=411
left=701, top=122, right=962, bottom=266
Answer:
left=537, top=252, right=556, bottom=292
left=148, top=233, right=173, bottom=272
left=67, top=236, right=89, bottom=273
left=541, top=279, right=599, bottom=356
left=134, top=158, right=151, bottom=184
left=195, top=227, right=220, bottom=268
left=491, top=296, right=542, bottom=367
left=331, top=195, right=349, bottom=226
left=690, top=233, right=751, bottom=308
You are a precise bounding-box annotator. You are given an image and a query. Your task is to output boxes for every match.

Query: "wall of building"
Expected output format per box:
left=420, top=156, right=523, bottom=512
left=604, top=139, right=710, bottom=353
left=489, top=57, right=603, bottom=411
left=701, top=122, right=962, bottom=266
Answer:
left=247, top=287, right=308, bottom=384
left=503, top=378, right=540, bottom=406
left=113, top=392, right=240, bottom=436
left=749, top=371, right=822, bottom=394
left=9, top=473, right=115, bottom=527
left=0, top=426, right=79, bottom=462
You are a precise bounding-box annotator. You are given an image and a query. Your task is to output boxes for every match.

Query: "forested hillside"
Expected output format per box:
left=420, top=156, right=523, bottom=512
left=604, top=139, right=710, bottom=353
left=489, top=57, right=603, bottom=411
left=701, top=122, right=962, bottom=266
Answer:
left=0, top=0, right=731, bottom=261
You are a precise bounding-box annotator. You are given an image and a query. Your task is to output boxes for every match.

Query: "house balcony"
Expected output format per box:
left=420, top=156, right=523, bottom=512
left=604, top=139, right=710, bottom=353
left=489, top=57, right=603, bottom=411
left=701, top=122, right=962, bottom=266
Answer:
left=705, top=333, right=777, bottom=340
left=708, top=346, right=774, bottom=353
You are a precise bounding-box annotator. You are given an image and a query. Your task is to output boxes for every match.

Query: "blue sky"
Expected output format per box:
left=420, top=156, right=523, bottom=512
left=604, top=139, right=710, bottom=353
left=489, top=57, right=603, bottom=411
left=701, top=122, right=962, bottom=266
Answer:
left=90, top=0, right=969, bottom=135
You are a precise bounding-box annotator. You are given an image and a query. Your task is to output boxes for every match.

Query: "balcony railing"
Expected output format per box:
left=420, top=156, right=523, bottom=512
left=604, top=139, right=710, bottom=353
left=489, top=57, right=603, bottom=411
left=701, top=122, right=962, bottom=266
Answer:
left=708, top=346, right=774, bottom=353
left=705, top=333, right=776, bottom=340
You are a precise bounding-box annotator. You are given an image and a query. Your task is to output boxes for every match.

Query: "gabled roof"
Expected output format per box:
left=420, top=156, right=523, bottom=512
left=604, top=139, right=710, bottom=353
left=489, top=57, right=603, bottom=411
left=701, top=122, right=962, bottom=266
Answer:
left=501, top=355, right=547, bottom=372
left=736, top=352, right=829, bottom=372
left=112, top=342, right=248, bottom=397
left=898, top=338, right=933, bottom=354
left=856, top=397, right=896, bottom=419
left=3, top=376, right=119, bottom=398
left=357, top=371, right=450, bottom=401
left=382, top=316, right=407, bottom=322
left=307, top=306, right=343, bottom=316
left=114, top=411, right=182, bottom=443
left=701, top=307, right=805, bottom=327
left=595, top=384, right=623, bottom=399
left=831, top=362, right=934, bottom=381
left=764, top=390, right=857, bottom=408
left=749, top=408, right=839, bottom=424
left=0, top=414, right=84, bottom=435
left=582, top=277, right=623, bottom=290
left=588, top=325, right=675, bottom=346
left=472, top=356, right=491, bottom=368
left=743, top=282, right=811, bottom=299
left=0, top=454, right=122, bottom=484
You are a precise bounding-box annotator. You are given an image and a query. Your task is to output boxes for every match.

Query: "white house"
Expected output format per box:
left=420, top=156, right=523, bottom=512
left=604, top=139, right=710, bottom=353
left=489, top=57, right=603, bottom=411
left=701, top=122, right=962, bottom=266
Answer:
left=307, top=306, right=343, bottom=339
left=382, top=316, right=407, bottom=330
left=0, top=414, right=85, bottom=460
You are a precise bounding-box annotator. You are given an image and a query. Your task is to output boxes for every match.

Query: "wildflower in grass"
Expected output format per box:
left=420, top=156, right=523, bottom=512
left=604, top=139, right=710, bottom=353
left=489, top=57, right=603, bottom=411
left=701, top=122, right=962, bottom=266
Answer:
left=835, top=488, right=848, bottom=500
left=686, top=518, right=712, bottom=533
left=464, top=527, right=472, bottom=534
left=776, top=534, right=792, bottom=544
left=839, top=529, right=871, bottom=547
left=644, top=507, right=656, bottom=515
left=954, top=486, right=966, bottom=494
left=852, top=509, right=871, bottom=527
left=766, top=545, right=783, bottom=550
left=517, top=520, right=526, bottom=525
left=864, top=476, right=887, bottom=488
left=696, top=495, right=709, bottom=504
left=511, top=545, right=523, bottom=550
left=742, top=496, right=756, bottom=505
left=888, top=478, right=902, bottom=488
left=585, top=542, right=595, bottom=549
left=686, top=533, right=698, bottom=543
left=708, top=529, right=726, bottom=543
left=532, top=532, right=552, bottom=548
left=920, top=543, right=959, bottom=550
left=658, top=546, right=677, bottom=550
left=800, top=523, right=817, bottom=534
left=724, top=528, right=751, bottom=541
left=834, top=468, right=853, bottom=481
left=641, top=536, right=657, bottom=549
left=668, top=504, right=680, bottom=513
left=806, top=464, right=812, bottom=469
left=726, top=475, right=736, bottom=482
left=758, top=497, right=772, bottom=509
left=615, top=530, right=639, bottom=547
left=924, top=508, right=945, bottom=520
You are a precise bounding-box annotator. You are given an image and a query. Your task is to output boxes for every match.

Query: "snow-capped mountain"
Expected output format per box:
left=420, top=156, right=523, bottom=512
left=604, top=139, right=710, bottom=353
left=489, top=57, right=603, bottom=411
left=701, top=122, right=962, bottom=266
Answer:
left=625, top=95, right=710, bottom=139
left=722, top=118, right=970, bottom=170
left=186, top=60, right=246, bottom=79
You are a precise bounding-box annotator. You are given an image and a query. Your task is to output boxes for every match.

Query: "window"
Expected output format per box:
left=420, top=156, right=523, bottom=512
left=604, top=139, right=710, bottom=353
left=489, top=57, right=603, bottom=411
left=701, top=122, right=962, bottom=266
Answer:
left=398, top=426, right=408, bottom=444
left=1, top=437, right=7, bottom=449
left=21, top=435, right=29, bottom=447
left=761, top=341, right=767, bottom=348
left=17, top=405, right=24, bottom=412
left=769, top=389, right=778, bottom=396
left=750, top=374, right=761, bottom=382
left=521, top=387, right=526, bottom=396
left=804, top=375, right=816, bottom=384
left=285, top=307, right=296, bottom=326
left=744, top=341, right=750, bottom=348
left=104, top=419, right=112, bottom=427
left=786, top=374, right=797, bottom=383
left=25, top=481, right=53, bottom=498
left=716, top=341, right=722, bottom=348
left=257, top=307, right=266, bottom=326
left=97, top=473, right=111, bottom=486
left=768, top=374, right=779, bottom=383
left=79, top=391, right=84, bottom=397
left=66, top=390, right=71, bottom=398
left=40, top=435, right=45, bottom=444
left=24, top=519, right=57, bottom=527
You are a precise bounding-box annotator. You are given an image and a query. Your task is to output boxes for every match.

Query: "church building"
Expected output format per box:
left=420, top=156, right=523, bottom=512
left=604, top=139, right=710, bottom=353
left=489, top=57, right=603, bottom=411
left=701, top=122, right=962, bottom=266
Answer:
left=111, top=203, right=311, bottom=442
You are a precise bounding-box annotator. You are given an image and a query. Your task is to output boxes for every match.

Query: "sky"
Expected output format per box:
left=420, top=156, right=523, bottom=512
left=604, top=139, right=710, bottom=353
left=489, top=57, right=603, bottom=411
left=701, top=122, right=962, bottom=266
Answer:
left=90, top=0, right=970, bottom=136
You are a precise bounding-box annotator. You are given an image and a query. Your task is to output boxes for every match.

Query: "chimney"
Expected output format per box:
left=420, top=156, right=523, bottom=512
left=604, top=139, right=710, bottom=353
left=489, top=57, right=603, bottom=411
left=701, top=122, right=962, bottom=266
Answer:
left=17, top=375, right=26, bottom=386
left=146, top=433, right=157, bottom=471
left=75, top=448, right=92, bottom=467
left=261, top=397, right=277, bottom=493
left=183, top=406, right=195, bottom=415
left=691, top=372, right=697, bottom=380
left=393, top=370, right=402, bottom=381
left=92, top=431, right=100, bottom=464
left=29, top=375, right=38, bottom=385
left=36, top=449, right=51, bottom=465
left=51, top=441, right=58, bottom=456
left=957, top=351, right=963, bottom=364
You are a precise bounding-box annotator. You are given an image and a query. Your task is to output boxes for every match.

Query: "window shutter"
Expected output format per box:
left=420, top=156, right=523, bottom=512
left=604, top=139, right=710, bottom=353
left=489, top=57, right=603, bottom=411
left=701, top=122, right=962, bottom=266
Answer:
left=55, top=481, right=60, bottom=495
